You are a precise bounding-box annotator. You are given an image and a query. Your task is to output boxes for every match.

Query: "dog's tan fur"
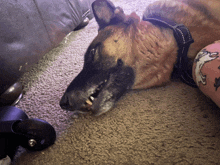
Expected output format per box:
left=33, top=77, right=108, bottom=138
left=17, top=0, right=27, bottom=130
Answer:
left=96, top=0, right=220, bottom=89
left=60, top=0, right=220, bottom=115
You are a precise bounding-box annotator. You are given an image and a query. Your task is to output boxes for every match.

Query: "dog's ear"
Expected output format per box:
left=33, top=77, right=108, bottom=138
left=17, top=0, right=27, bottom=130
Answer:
left=92, top=0, right=126, bottom=30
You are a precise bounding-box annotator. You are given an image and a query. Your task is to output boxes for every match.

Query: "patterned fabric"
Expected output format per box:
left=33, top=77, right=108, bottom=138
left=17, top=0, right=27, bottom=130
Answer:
left=193, top=42, right=220, bottom=107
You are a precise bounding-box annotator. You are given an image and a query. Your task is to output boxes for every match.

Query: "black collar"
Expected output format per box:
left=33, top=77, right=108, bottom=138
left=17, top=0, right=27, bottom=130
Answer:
left=143, top=15, right=197, bottom=88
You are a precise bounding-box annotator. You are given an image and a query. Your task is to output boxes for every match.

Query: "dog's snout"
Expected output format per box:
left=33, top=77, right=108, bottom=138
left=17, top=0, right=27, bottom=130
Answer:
left=60, top=94, right=69, bottom=109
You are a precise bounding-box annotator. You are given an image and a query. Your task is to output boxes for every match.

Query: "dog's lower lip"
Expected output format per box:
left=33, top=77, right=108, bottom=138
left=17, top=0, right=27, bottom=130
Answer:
left=66, top=107, right=75, bottom=111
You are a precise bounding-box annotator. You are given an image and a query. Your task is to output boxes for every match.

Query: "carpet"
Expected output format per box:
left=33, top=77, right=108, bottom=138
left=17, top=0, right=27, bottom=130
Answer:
left=14, top=0, right=220, bottom=164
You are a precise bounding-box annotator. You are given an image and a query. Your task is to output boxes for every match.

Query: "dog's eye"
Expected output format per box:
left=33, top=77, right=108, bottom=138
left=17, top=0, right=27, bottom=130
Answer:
left=89, top=47, right=99, bottom=62
left=90, top=48, right=96, bottom=56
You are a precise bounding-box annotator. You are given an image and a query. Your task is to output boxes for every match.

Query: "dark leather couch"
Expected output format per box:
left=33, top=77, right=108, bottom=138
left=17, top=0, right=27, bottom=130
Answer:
left=0, top=0, right=95, bottom=95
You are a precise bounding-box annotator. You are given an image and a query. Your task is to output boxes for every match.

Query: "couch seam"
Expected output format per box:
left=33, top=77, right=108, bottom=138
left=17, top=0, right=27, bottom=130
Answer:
left=32, top=0, right=53, bottom=45
left=66, top=0, right=82, bottom=27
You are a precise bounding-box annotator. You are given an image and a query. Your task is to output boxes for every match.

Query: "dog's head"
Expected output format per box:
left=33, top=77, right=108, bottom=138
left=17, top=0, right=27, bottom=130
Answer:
left=60, top=0, right=176, bottom=116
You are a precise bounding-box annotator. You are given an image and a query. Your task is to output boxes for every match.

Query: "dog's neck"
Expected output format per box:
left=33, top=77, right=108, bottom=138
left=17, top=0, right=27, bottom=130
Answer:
left=129, top=0, right=220, bottom=89
left=144, top=16, right=197, bottom=87
left=129, top=17, right=179, bottom=89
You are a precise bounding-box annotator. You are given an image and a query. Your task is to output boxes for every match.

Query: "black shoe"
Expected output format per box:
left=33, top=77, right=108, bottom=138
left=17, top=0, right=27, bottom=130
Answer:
left=0, top=82, right=23, bottom=106
left=74, top=17, right=90, bottom=31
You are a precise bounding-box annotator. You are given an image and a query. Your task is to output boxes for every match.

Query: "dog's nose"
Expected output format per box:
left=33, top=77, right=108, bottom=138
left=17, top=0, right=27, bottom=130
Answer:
left=60, top=94, right=69, bottom=109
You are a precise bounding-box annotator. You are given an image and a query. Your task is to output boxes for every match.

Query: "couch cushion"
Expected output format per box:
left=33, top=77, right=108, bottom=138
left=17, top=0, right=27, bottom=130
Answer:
left=0, top=0, right=94, bottom=94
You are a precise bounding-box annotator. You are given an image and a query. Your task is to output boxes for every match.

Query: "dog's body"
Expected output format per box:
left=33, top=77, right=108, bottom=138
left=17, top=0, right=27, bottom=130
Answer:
left=60, top=0, right=220, bottom=116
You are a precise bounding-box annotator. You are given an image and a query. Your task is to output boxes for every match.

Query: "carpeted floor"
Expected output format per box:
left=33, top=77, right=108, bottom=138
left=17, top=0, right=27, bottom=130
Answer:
left=14, top=0, right=220, bottom=164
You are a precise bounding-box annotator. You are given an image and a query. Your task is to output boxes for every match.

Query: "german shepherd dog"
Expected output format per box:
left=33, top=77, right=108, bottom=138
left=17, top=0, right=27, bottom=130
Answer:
left=60, top=0, right=220, bottom=116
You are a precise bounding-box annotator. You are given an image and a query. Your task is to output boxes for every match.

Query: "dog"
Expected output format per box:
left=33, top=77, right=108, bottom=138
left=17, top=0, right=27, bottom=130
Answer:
left=60, top=0, right=220, bottom=116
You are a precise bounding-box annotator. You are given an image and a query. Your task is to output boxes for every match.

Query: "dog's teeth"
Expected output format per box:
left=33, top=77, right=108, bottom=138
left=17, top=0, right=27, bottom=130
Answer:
left=85, top=96, right=95, bottom=106
left=90, top=96, right=95, bottom=101
left=86, top=99, right=93, bottom=106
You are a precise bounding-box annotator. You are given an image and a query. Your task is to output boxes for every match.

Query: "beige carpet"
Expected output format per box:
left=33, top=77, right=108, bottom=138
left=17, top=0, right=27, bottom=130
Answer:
left=14, top=0, right=220, bottom=164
